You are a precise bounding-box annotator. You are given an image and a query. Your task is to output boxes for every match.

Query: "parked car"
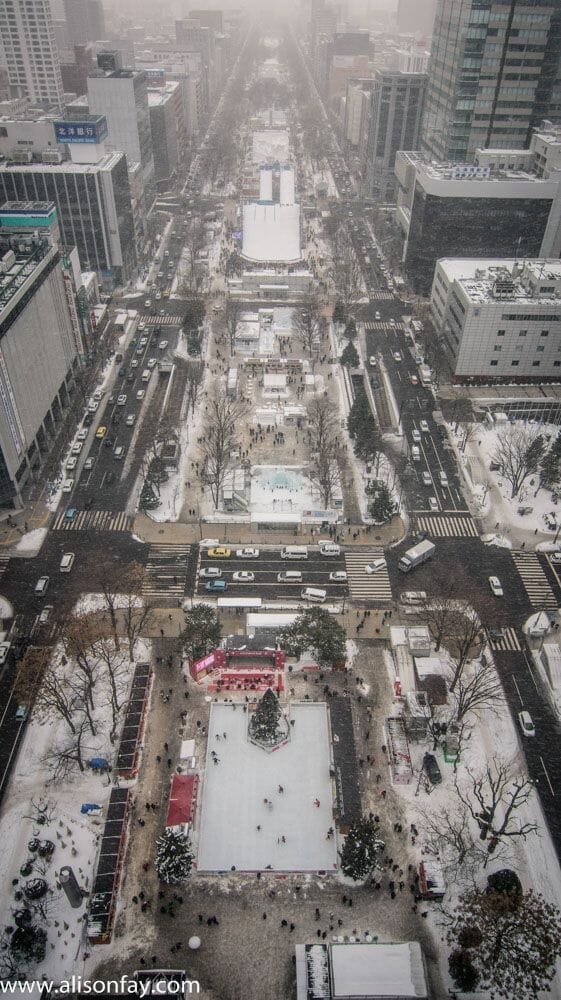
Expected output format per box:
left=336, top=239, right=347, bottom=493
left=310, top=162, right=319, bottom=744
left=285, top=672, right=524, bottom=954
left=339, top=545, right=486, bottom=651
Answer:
left=235, top=547, right=259, bottom=558
left=62, top=479, right=74, bottom=493
left=95, top=425, right=107, bottom=439
left=66, top=457, right=77, bottom=471
left=77, top=429, right=88, bottom=442
left=39, top=605, right=53, bottom=624
left=421, top=471, right=432, bottom=486
left=126, top=414, right=135, bottom=426
left=423, top=753, right=442, bottom=785
left=207, top=547, right=231, bottom=558
left=411, top=429, right=421, bottom=443
left=199, top=567, right=222, bottom=579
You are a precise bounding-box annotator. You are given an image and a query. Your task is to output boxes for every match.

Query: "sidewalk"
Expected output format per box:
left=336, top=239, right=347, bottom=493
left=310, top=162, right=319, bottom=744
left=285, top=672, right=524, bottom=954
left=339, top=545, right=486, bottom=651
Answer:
left=146, top=605, right=393, bottom=640
left=133, top=511, right=406, bottom=549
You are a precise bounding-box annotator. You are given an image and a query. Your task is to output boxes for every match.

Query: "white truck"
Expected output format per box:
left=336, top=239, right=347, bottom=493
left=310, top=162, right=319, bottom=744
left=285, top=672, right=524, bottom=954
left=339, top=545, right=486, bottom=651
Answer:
left=419, top=364, right=432, bottom=387
left=398, top=539, right=436, bottom=573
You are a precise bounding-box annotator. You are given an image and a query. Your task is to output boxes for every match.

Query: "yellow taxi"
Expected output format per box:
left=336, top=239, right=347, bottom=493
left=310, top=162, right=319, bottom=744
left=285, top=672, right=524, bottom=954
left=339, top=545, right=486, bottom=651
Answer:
left=95, top=425, right=107, bottom=439
left=207, top=547, right=231, bottom=558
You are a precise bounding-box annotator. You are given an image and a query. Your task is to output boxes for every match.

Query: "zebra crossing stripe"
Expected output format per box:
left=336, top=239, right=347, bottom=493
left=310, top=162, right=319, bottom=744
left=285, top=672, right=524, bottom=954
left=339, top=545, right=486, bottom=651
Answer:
left=345, top=548, right=393, bottom=602
left=512, top=553, right=558, bottom=609
left=51, top=510, right=133, bottom=532
left=489, top=627, right=521, bottom=652
left=415, top=515, right=478, bottom=538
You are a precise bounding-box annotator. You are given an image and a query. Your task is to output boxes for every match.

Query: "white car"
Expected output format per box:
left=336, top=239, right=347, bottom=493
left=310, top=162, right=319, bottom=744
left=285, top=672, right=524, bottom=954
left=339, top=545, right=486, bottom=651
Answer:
left=138, top=322, right=146, bottom=332
left=518, top=710, right=535, bottom=737
left=199, top=567, right=222, bottom=579
left=126, top=414, right=135, bottom=426
left=375, top=311, right=381, bottom=320
left=71, top=442, right=83, bottom=456
left=489, top=576, right=504, bottom=597
left=422, top=471, right=432, bottom=486
left=235, top=547, right=260, bottom=558
left=369, top=356, right=377, bottom=368
left=155, top=292, right=162, bottom=301
left=66, top=457, right=77, bottom=471
left=77, top=429, right=88, bottom=441
left=39, top=605, right=53, bottom=624
left=117, top=394, right=127, bottom=406
left=144, top=299, right=152, bottom=308
left=131, top=359, right=139, bottom=369
left=62, top=479, right=74, bottom=493
left=87, top=400, right=98, bottom=413
left=420, top=420, right=430, bottom=433
left=159, top=340, right=169, bottom=350
left=392, top=351, right=402, bottom=362
left=550, top=552, right=561, bottom=564
left=429, top=496, right=439, bottom=512
left=233, top=571, right=255, bottom=583
left=147, top=357, right=157, bottom=369
left=329, top=571, right=348, bottom=582
left=136, top=390, right=145, bottom=401
left=84, top=457, right=95, bottom=471
left=412, top=429, right=421, bottom=443
left=365, top=558, right=386, bottom=574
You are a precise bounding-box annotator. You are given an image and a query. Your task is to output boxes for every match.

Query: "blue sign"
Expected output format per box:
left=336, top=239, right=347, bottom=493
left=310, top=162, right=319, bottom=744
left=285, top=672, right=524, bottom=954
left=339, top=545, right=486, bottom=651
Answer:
left=54, top=118, right=108, bottom=145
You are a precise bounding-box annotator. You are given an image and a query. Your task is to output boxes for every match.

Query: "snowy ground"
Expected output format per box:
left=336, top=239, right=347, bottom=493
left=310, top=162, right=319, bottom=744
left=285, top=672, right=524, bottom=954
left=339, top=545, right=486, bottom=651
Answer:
left=456, top=420, right=561, bottom=542
left=197, top=702, right=337, bottom=872
left=249, top=465, right=317, bottom=516
left=15, top=527, right=48, bottom=555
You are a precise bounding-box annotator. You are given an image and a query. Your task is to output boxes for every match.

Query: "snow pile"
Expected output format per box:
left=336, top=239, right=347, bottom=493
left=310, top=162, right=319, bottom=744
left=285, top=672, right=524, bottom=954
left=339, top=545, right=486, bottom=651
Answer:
left=15, top=527, right=48, bottom=555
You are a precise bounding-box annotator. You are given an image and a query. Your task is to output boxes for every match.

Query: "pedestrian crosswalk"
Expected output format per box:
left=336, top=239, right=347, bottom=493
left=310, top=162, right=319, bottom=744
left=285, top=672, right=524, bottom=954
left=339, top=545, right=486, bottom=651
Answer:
left=142, top=543, right=191, bottom=604
left=488, top=627, right=521, bottom=652
left=0, top=554, right=9, bottom=581
left=345, top=547, right=393, bottom=604
left=512, top=552, right=558, bottom=609
left=415, top=515, right=479, bottom=539
left=364, top=321, right=404, bottom=332
left=51, top=509, right=133, bottom=532
left=369, top=291, right=394, bottom=300
left=140, top=314, right=183, bottom=326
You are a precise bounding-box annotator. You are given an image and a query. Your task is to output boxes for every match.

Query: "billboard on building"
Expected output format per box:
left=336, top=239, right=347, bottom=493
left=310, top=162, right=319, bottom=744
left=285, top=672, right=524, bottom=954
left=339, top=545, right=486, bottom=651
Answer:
left=54, top=117, right=108, bottom=144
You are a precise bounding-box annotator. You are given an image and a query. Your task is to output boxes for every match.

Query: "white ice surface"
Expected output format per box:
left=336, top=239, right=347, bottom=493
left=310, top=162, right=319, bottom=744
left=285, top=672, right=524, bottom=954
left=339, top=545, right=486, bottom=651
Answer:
left=197, top=702, right=337, bottom=872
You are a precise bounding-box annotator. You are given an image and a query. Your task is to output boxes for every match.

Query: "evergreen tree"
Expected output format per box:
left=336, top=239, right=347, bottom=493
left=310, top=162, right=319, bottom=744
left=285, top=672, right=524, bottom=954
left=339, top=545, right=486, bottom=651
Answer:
left=540, top=432, right=561, bottom=489
left=447, top=889, right=561, bottom=998
left=344, top=317, right=357, bottom=339
left=280, top=608, right=346, bottom=669
left=339, top=817, right=384, bottom=881
left=10, top=925, right=47, bottom=963
left=347, top=387, right=382, bottom=463
left=181, top=603, right=222, bottom=660
left=367, top=480, right=397, bottom=523
left=448, top=949, right=480, bottom=992
left=155, top=829, right=193, bottom=884
left=340, top=341, right=359, bottom=368
left=183, top=296, right=205, bottom=331
left=332, top=299, right=346, bottom=324
left=248, top=689, right=283, bottom=744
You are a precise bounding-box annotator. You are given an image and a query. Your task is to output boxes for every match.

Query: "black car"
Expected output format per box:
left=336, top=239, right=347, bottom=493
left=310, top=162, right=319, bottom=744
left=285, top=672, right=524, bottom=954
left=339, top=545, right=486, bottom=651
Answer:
left=105, top=470, right=115, bottom=485
left=423, top=753, right=442, bottom=785
left=488, top=627, right=505, bottom=642
left=104, top=437, right=115, bottom=449
left=118, top=366, right=127, bottom=377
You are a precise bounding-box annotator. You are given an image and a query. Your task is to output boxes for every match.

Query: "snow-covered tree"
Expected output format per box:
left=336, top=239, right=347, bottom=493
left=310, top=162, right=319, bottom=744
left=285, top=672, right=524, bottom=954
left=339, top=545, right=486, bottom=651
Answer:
left=339, top=817, right=384, bottom=881
left=491, top=424, right=545, bottom=499
left=181, top=603, right=221, bottom=660
left=367, top=480, right=397, bottom=523
left=155, top=829, right=193, bottom=884
left=340, top=341, right=359, bottom=368
left=447, top=889, right=561, bottom=998
left=248, top=689, right=283, bottom=745
left=280, top=607, right=346, bottom=669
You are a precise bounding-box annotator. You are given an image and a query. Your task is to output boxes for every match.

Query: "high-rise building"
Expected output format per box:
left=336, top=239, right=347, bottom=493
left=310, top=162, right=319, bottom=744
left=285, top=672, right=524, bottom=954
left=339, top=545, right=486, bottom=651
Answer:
left=397, top=0, right=437, bottom=37
left=421, top=0, right=561, bottom=162
left=0, top=0, right=64, bottom=109
left=362, top=69, right=426, bottom=200
left=0, top=225, right=81, bottom=504
left=86, top=67, right=155, bottom=199
left=63, top=0, right=105, bottom=46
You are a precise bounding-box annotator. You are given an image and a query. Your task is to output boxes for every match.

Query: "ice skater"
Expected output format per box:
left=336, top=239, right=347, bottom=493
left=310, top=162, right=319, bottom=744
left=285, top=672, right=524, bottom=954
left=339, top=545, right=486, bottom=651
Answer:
left=313, top=798, right=320, bottom=808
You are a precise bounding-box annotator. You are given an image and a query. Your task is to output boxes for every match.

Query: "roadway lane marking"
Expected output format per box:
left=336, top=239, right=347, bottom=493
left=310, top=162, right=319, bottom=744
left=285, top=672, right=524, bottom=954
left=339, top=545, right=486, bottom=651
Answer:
left=522, top=651, right=540, bottom=694
left=511, top=675, right=523, bottom=705
left=539, top=757, right=555, bottom=796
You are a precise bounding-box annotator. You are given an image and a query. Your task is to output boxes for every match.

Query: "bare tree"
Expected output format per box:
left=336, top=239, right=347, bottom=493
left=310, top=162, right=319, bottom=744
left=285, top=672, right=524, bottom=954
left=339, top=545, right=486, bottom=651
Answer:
left=447, top=607, right=485, bottom=692
left=17, top=652, right=79, bottom=734
left=307, top=394, right=342, bottom=507
left=455, top=756, right=538, bottom=858
left=418, top=595, right=462, bottom=652
left=12, top=646, right=49, bottom=709
left=293, top=294, right=321, bottom=359
left=329, top=230, right=362, bottom=314
left=185, top=360, right=205, bottom=416
left=224, top=297, right=242, bottom=355
left=43, top=716, right=93, bottom=781
left=491, top=424, right=546, bottom=499
left=199, top=393, right=245, bottom=509
left=58, top=615, right=103, bottom=726
left=177, top=218, right=207, bottom=295
left=448, top=656, right=504, bottom=723
left=417, top=800, right=507, bottom=888
left=94, top=636, right=129, bottom=743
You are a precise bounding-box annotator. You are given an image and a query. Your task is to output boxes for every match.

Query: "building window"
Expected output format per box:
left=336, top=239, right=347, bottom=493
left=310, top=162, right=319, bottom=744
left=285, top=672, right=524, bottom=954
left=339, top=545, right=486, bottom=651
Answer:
left=541, top=330, right=549, bottom=337
left=493, top=345, right=502, bottom=352
left=532, top=361, right=540, bottom=367
left=490, top=360, right=498, bottom=366
left=536, top=346, right=545, bottom=353
left=497, top=329, right=505, bottom=336
left=511, top=360, right=519, bottom=366
left=519, top=330, right=527, bottom=337
left=554, top=361, right=561, bottom=367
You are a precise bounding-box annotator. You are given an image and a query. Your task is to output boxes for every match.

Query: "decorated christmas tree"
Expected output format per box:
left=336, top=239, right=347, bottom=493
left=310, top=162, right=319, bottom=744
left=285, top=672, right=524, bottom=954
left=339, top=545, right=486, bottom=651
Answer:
left=248, top=689, right=283, bottom=746
left=339, top=817, right=385, bottom=881
left=155, top=828, right=193, bottom=885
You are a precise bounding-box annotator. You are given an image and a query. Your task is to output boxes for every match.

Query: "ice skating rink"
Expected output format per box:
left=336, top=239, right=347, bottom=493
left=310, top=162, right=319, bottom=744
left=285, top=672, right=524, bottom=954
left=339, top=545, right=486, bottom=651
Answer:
left=197, top=702, right=337, bottom=872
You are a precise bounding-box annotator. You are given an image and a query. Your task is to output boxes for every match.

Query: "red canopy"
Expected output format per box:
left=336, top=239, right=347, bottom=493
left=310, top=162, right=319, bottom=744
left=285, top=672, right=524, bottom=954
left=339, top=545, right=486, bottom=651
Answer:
left=166, top=774, right=198, bottom=828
